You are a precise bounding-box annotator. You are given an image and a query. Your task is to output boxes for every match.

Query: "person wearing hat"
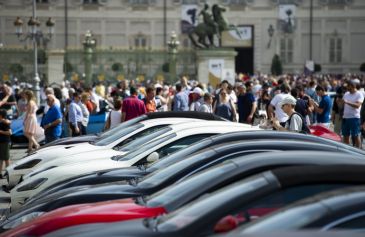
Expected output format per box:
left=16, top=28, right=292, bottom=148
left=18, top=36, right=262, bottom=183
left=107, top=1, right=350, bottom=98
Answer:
left=189, top=87, right=203, bottom=111
left=271, top=95, right=304, bottom=132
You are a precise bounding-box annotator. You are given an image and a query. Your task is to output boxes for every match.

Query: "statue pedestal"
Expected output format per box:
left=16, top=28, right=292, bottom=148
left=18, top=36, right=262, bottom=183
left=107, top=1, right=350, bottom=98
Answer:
left=47, top=50, right=65, bottom=85
left=196, top=48, right=237, bottom=89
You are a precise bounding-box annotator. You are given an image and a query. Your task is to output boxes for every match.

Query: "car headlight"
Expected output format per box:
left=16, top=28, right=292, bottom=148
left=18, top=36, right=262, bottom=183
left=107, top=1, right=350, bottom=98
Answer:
left=16, top=178, right=48, bottom=192
left=2, top=212, right=44, bottom=230
left=14, top=159, right=41, bottom=170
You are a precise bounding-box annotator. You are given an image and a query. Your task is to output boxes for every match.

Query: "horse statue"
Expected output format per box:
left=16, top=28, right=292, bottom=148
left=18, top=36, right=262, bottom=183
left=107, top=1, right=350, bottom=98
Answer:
left=188, top=4, right=218, bottom=48
left=212, top=4, right=242, bottom=47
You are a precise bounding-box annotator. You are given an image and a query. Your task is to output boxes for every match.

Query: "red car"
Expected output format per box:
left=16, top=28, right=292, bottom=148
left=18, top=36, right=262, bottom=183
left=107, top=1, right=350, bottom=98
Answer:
left=309, top=124, right=341, bottom=142
left=1, top=199, right=166, bottom=237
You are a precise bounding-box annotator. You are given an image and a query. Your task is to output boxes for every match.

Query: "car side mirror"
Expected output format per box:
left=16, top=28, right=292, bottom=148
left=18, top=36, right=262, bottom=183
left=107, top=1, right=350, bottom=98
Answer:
left=213, top=215, right=239, bottom=233
left=146, top=152, right=159, bottom=163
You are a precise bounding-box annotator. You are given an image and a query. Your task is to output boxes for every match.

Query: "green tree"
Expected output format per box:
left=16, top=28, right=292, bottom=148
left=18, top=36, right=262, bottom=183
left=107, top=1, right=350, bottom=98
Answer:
left=63, top=61, right=74, bottom=73
left=9, top=63, right=24, bottom=76
left=111, top=62, right=123, bottom=73
left=162, top=62, right=170, bottom=73
left=271, top=54, right=283, bottom=76
left=360, top=63, right=365, bottom=72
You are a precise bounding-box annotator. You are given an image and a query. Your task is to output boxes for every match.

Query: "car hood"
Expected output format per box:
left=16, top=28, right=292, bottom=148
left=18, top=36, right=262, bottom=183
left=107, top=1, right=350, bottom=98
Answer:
left=24, top=149, right=127, bottom=179
left=40, top=135, right=98, bottom=148
left=3, top=199, right=167, bottom=237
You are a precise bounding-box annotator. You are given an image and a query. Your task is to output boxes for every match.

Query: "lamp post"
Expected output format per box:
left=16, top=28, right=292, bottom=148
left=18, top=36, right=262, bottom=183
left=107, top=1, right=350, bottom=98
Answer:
left=13, top=0, right=54, bottom=105
left=267, top=24, right=274, bottom=49
left=82, top=30, right=96, bottom=87
left=167, top=31, right=180, bottom=84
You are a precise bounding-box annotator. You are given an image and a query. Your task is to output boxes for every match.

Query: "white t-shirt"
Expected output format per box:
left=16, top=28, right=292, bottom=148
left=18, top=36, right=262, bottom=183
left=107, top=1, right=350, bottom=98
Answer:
left=109, top=110, right=122, bottom=129
left=285, top=113, right=303, bottom=132
left=343, top=91, right=364, bottom=119
left=270, top=93, right=290, bottom=123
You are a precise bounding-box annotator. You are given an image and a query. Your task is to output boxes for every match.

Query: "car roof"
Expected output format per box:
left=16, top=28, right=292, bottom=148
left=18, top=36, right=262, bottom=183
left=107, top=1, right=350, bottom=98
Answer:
left=139, top=117, right=203, bottom=125
left=145, top=111, right=226, bottom=121
left=232, top=151, right=365, bottom=168
left=270, top=165, right=365, bottom=187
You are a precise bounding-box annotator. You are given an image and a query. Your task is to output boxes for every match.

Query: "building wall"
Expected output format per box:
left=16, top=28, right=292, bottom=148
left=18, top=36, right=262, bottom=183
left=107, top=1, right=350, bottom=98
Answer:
left=0, top=0, right=364, bottom=76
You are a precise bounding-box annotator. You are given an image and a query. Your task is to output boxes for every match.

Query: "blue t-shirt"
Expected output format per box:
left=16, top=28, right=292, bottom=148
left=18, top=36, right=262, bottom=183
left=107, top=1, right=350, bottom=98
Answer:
left=41, top=105, right=62, bottom=137
left=317, top=95, right=332, bottom=123
left=237, top=92, right=255, bottom=123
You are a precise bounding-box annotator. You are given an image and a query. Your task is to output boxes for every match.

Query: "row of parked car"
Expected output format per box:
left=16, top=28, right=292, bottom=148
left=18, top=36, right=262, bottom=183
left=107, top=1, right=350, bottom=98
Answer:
left=1, top=111, right=364, bottom=237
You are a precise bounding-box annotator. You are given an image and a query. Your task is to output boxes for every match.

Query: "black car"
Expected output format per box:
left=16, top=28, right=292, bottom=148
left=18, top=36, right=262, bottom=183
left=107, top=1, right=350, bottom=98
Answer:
left=3, top=150, right=365, bottom=233
left=25, top=129, right=365, bottom=201
left=44, top=164, right=365, bottom=237
left=40, top=111, right=226, bottom=149
left=236, top=186, right=365, bottom=233
left=19, top=139, right=353, bottom=209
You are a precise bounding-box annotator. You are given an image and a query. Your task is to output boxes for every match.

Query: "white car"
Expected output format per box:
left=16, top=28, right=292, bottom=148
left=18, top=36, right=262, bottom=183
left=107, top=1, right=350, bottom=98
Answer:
left=11, top=121, right=257, bottom=210
left=5, top=118, right=202, bottom=187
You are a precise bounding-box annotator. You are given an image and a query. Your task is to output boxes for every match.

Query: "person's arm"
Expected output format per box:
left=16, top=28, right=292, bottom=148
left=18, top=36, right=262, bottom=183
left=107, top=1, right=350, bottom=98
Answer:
left=229, top=99, right=238, bottom=122
left=0, top=126, right=11, bottom=136
left=344, top=99, right=362, bottom=109
left=121, top=112, right=126, bottom=122
left=0, top=95, right=9, bottom=107
left=271, top=117, right=287, bottom=131
left=267, top=104, right=275, bottom=119
left=247, top=101, right=257, bottom=123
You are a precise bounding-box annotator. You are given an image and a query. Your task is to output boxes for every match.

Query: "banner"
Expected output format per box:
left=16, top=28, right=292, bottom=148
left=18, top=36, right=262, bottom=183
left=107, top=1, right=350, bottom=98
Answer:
left=221, top=26, right=253, bottom=48
left=208, top=59, right=224, bottom=88
left=278, top=4, right=296, bottom=33
left=181, top=5, right=198, bottom=34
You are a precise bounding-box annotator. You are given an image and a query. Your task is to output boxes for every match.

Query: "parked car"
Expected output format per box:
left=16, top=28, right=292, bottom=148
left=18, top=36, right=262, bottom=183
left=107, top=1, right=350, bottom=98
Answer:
left=10, top=121, right=255, bottom=210
left=40, top=111, right=226, bottom=148
left=3, top=151, right=365, bottom=236
left=22, top=129, right=364, bottom=202
left=236, top=186, right=365, bottom=233
left=37, top=164, right=365, bottom=237
left=7, top=139, right=350, bottom=218
left=5, top=117, right=203, bottom=187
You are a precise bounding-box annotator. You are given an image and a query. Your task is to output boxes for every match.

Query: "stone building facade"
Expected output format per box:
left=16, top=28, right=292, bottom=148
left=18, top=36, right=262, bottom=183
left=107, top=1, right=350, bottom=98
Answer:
left=0, top=0, right=364, bottom=83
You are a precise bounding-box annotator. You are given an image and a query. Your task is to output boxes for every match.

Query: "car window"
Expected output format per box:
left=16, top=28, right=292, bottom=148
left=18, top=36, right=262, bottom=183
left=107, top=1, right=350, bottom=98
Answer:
left=327, top=212, right=365, bottom=230
left=97, top=115, right=145, bottom=139
left=94, top=123, right=144, bottom=146
left=114, top=125, right=167, bottom=149
left=117, top=127, right=173, bottom=152
left=237, top=184, right=349, bottom=233
left=155, top=134, right=214, bottom=158
left=116, top=133, right=176, bottom=161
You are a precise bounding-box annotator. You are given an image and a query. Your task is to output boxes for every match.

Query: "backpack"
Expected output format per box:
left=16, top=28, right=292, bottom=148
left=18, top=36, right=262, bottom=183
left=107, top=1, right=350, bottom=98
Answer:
left=287, top=112, right=311, bottom=134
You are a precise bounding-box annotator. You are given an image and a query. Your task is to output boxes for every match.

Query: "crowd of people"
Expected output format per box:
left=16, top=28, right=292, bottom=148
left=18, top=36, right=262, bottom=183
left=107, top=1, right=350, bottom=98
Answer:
left=0, top=73, right=365, bottom=170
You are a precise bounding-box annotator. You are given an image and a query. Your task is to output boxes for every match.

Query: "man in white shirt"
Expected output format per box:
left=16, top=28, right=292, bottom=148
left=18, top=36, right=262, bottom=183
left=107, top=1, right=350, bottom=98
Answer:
left=341, top=80, right=364, bottom=148
left=268, top=84, right=291, bottom=126
left=198, top=93, right=213, bottom=113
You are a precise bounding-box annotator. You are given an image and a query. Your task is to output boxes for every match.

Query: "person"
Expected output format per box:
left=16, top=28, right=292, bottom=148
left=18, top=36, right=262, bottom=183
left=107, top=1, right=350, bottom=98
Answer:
left=68, top=92, right=83, bottom=137
left=0, top=109, right=11, bottom=178
left=23, top=90, right=40, bottom=153
left=173, top=84, right=189, bottom=111
left=268, top=84, right=291, bottom=127
left=41, top=95, right=62, bottom=143
left=189, top=87, right=203, bottom=111
left=104, top=99, right=122, bottom=130
left=122, top=87, right=146, bottom=122
left=271, top=95, right=305, bottom=133
left=144, top=87, right=157, bottom=113
left=312, top=85, right=332, bottom=127
left=155, top=87, right=168, bottom=112
left=332, top=85, right=346, bottom=135
left=237, top=81, right=257, bottom=124
left=341, top=80, right=364, bottom=148
left=0, top=84, right=16, bottom=119
left=79, top=92, right=90, bottom=135
left=198, top=93, right=213, bottom=113
left=213, top=88, right=237, bottom=121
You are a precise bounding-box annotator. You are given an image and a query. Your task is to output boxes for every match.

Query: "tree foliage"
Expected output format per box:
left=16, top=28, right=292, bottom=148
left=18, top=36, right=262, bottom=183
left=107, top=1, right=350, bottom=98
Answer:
left=111, top=62, right=123, bottom=72
left=360, top=63, right=365, bottom=72
left=271, top=54, right=283, bottom=76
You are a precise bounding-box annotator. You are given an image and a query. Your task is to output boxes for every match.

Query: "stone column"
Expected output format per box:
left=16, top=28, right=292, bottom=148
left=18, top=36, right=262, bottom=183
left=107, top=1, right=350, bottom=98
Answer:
left=196, top=49, right=237, bottom=88
left=47, top=49, right=65, bottom=85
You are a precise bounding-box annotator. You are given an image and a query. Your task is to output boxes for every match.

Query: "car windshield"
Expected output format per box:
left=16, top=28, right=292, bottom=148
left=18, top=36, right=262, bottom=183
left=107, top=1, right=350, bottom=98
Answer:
left=146, top=162, right=237, bottom=208
left=116, top=133, right=176, bottom=161
left=96, top=115, right=146, bottom=139
left=117, top=127, right=173, bottom=153
left=137, top=149, right=213, bottom=189
left=156, top=175, right=269, bottom=232
left=93, top=123, right=144, bottom=146
left=148, top=139, right=212, bottom=170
